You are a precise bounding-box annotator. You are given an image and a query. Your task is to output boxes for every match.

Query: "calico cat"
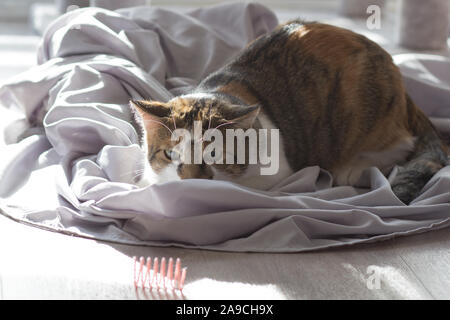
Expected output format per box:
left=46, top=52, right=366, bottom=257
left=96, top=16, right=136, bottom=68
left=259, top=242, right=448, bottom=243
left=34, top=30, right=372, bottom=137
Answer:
left=131, top=20, right=448, bottom=204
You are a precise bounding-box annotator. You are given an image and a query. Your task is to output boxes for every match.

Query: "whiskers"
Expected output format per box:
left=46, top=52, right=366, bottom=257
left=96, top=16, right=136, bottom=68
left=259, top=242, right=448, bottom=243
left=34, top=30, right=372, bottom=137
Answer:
left=214, top=121, right=235, bottom=130
left=171, top=107, right=177, bottom=131
left=143, top=119, right=174, bottom=135
left=142, top=106, right=178, bottom=135
left=116, top=167, right=147, bottom=184
left=131, top=168, right=147, bottom=183
left=208, top=104, right=213, bottom=131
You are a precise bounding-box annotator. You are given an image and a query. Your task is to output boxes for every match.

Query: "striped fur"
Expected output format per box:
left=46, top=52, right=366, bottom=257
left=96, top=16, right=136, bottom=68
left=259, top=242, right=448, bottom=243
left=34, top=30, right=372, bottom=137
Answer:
left=132, top=20, right=448, bottom=204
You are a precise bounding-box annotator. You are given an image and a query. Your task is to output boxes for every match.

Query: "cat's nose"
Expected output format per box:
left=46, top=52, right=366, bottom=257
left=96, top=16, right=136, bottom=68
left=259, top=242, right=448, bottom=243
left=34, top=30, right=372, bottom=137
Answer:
left=200, top=163, right=213, bottom=179
left=204, top=173, right=213, bottom=180
left=198, top=168, right=213, bottom=180
left=177, top=164, right=213, bottom=179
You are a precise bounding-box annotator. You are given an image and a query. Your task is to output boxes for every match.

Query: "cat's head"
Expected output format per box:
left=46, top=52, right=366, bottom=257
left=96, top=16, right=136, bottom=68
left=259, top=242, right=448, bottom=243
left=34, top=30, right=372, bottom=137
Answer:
left=130, top=94, right=260, bottom=183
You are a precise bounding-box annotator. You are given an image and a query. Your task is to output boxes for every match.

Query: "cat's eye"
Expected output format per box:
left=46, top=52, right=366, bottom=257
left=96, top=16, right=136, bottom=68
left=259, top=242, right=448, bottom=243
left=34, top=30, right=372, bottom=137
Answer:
left=164, top=149, right=179, bottom=161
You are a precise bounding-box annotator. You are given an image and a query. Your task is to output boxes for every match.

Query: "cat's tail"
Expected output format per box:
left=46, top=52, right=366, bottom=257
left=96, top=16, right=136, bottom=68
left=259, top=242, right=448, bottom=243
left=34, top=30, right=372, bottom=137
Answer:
left=391, top=94, right=449, bottom=204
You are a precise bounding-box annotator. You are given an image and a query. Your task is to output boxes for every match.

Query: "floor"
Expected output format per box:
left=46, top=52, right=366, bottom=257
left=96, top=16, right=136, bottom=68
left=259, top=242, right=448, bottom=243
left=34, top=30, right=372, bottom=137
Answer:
left=1, top=213, right=449, bottom=299
left=0, top=2, right=449, bottom=300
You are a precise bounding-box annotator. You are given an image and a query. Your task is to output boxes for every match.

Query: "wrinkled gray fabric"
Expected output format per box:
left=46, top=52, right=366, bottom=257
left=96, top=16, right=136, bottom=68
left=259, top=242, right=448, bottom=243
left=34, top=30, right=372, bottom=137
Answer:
left=0, top=3, right=449, bottom=252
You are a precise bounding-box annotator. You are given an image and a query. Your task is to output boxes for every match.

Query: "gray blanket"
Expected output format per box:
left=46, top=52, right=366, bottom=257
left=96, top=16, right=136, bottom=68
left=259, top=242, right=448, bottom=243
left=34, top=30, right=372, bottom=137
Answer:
left=0, top=3, right=449, bottom=252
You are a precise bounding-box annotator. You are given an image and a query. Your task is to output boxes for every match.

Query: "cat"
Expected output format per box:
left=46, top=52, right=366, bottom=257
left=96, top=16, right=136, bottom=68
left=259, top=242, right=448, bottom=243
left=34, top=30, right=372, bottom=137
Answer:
left=130, top=20, right=448, bottom=205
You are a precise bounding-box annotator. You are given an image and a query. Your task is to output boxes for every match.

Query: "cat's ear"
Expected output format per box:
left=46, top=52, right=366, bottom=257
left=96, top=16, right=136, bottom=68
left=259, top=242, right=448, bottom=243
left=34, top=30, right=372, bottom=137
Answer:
left=130, top=100, right=171, bottom=119
left=220, top=104, right=260, bottom=128
left=130, top=100, right=172, bottom=131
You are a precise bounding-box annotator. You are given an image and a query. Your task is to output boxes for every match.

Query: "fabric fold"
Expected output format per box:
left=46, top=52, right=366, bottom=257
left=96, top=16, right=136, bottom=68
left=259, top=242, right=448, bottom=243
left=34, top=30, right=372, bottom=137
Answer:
left=0, top=3, right=448, bottom=253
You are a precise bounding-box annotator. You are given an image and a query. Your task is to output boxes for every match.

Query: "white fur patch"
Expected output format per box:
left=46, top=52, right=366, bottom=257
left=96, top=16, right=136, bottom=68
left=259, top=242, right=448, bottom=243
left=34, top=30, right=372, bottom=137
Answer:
left=135, top=158, right=155, bottom=187
left=135, top=105, right=182, bottom=187
left=137, top=162, right=181, bottom=186
left=155, top=164, right=181, bottom=184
